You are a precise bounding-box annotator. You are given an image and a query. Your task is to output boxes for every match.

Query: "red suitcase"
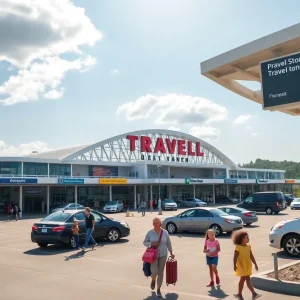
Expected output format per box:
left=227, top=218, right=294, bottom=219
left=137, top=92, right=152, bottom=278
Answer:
left=166, top=256, right=177, bottom=286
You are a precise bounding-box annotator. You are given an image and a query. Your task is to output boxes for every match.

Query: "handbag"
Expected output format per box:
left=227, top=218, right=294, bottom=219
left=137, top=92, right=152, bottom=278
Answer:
left=142, top=262, right=152, bottom=277
left=142, top=230, right=163, bottom=263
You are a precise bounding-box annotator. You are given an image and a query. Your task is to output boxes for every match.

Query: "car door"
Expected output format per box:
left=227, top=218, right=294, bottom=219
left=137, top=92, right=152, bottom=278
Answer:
left=192, top=209, right=213, bottom=232
left=178, top=209, right=197, bottom=231
left=240, top=196, right=254, bottom=210
left=91, top=211, right=109, bottom=238
left=74, top=212, right=86, bottom=239
left=117, top=201, right=123, bottom=211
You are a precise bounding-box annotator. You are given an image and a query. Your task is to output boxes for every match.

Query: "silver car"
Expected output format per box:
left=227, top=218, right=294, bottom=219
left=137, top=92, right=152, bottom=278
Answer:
left=161, top=207, right=243, bottom=236
left=182, top=198, right=207, bottom=208
left=162, top=199, right=178, bottom=211
left=269, top=218, right=300, bottom=257
left=290, top=198, right=300, bottom=210
left=103, top=201, right=124, bottom=213
left=219, top=207, right=258, bottom=226
left=52, top=203, right=84, bottom=213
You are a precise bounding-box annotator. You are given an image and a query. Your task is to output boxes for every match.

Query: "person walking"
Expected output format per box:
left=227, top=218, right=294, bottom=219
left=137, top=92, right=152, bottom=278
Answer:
left=82, top=207, right=97, bottom=251
left=7, top=204, right=13, bottom=221
left=143, top=217, right=175, bottom=298
left=149, top=199, right=153, bottom=214
left=140, top=200, right=146, bottom=217
left=203, top=229, right=221, bottom=287
left=232, top=229, right=261, bottom=300
left=14, top=204, right=19, bottom=221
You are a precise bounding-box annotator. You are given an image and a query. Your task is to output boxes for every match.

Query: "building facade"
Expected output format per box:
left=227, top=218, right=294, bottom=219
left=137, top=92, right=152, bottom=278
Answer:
left=0, top=129, right=295, bottom=214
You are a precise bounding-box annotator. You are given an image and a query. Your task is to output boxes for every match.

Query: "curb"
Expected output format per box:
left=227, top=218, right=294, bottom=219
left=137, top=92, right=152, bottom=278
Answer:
left=252, top=261, right=300, bottom=296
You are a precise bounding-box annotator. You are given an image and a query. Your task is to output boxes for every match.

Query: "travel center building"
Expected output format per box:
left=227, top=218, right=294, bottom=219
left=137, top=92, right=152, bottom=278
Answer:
left=0, top=129, right=293, bottom=214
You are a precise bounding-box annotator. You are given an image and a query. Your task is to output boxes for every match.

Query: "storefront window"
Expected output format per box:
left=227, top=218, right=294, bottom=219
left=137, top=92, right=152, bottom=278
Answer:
left=238, top=171, right=247, bottom=179
left=23, top=162, right=48, bottom=176
left=0, top=162, right=21, bottom=175
left=247, top=171, right=256, bottom=179
left=77, top=186, right=109, bottom=208
left=50, top=186, right=74, bottom=208
left=49, top=164, right=71, bottom=176
left=229, top=170, right=237, bottom=178
left=256, top=171, right=265, bottom=179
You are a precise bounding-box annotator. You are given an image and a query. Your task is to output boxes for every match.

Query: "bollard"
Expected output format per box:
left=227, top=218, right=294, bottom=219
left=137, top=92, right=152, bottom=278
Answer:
left=272, top=252, right=279, bottom=280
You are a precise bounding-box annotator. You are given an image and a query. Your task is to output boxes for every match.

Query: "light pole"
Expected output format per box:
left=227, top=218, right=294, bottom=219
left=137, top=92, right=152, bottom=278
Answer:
left=157, top=165, right=162, bottom=215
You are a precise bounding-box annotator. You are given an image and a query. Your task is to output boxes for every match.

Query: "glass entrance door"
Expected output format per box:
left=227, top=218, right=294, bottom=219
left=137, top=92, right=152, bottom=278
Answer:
left=24, top=195, right=45, bottom=213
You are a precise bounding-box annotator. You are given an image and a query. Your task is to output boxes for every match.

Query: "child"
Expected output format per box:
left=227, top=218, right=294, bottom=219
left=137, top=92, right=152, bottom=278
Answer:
left=203, top=229, right=220, bottom=287
left=72, top=219, right=80, bottom=250
left=232, top=229, right=261, bottom=300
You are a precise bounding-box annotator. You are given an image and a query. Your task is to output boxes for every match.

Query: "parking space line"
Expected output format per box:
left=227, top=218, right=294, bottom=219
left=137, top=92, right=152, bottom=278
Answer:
left=85, top=257, right=112, bottom=262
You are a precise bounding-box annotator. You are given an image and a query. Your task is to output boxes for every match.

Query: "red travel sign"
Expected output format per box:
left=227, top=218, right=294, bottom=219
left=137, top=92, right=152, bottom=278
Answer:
left=126, top=135, right=204, bottom=157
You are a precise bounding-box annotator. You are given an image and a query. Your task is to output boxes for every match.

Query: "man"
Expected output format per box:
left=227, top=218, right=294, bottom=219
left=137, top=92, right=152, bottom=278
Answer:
left=149, top=199, right=153, bottom=214
left=140, top=200, right=146, bottom=217
left=82, top=207, right=97, bottom=250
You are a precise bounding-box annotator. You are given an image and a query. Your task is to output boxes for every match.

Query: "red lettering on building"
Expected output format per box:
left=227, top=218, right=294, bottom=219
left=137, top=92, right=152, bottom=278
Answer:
left=126, top=135, right=138, bottom=151
left=196, top=142, right=204, bottom=156
left=187, top=141, right=195, bottom=156
left=141, top=136, right=152, bottom=152
left=178, top=140, right=186, bottom=155
left=154, top=137, right=167, bottom=153
left=166, top=138, right=176, bottom=154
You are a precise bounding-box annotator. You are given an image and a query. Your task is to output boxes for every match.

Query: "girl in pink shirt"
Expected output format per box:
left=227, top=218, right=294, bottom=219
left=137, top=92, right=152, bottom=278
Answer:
left=203, top=229, right=221, bottom=287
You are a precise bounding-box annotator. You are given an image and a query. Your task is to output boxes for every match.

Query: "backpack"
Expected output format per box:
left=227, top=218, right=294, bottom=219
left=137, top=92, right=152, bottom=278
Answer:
left=142, top=262, right=152, bottom=277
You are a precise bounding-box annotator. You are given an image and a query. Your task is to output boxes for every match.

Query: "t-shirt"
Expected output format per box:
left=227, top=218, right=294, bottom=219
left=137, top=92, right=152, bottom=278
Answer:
left=205, top=239, right=219, bottom=257
left=85, top=214, right=95, bottom=229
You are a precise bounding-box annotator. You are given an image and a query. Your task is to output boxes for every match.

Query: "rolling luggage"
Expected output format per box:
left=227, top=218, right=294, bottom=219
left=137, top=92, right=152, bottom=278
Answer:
left=166, top=256, right=177, bottom=286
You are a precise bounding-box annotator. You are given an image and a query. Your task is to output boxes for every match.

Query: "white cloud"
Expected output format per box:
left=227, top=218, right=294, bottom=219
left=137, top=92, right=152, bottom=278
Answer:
left=109, top=69, right=119, bottom=76
left=0, top=0, right=101, bottom=105
left=168, top=126, right=181, bottom=131
left=189, top=126, right=220, bottom=141
left=117, top=94, right=228, bottom=126
left=233, top=114, right=253, bottom=125
left=0, top=140, right=50, bottom=156
left=246, top=125, right=254, bottom=130
left=251, top=132, right=259, bottom=137
left=0, top=56, right=96, bottom=105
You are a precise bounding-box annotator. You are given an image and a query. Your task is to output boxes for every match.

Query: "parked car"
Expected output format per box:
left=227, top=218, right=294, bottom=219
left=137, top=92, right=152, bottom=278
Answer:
left=103, top=201, right=124, bottom=213
left=51, top=203, right=84, bottom=213
left=216, top=196, right=239, bottom=204
left=269, top=218, right=300, bottom=257
left=218, top=207, right=258, bottom=226
left=290, top=198, right=300, bottom=210
left=162, top=199, right=178, bottom=211
left=182, top=198, right=207, bottom=208
left=31, top=209, right=130, bottom=248
left=161, top=207, right=243, bottom=236
left=237, top=192, right=287, bottom=215
left=285, top=195, right=295, bottom=206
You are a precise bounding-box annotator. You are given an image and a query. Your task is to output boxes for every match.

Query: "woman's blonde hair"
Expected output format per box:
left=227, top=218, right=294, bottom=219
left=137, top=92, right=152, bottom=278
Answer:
left=205, top=229, right=215, bottom=240
left=152, top=217, right=162, bottom=225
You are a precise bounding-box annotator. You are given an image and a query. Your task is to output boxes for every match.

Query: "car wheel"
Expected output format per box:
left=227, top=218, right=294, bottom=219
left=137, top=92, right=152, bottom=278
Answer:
left=195, top=204, right=199, bottom=207
left=209, top=224, right=222, bottom=237
left=166, top=222, right=177, bottom=234
left=70, top=236, right=77, bottom=248
left=283, top=234, right=300, bottom=257
left=245, top=223, right=252, bottom=226
left=37, top=242, right=48, bottom=248
left=265, top=207, right=273, bottom=215
left=107, top=228, right=120, bottom=242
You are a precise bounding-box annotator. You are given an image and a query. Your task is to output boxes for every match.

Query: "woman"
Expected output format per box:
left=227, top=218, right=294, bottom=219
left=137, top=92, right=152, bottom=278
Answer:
left=140, top=200, right=146, bottom=217
left=143, top=217, right=175, bottom=298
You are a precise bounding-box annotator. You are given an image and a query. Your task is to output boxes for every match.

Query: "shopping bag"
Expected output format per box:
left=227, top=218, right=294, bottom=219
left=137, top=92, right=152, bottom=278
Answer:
left=142, top=230, right=163, bottom=263
left=166, top=256, right=177, bottom=286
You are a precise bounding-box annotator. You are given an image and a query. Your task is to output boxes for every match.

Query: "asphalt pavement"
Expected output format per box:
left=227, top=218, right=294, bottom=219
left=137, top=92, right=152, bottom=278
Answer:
left=0, top=207, right=299, bottom=300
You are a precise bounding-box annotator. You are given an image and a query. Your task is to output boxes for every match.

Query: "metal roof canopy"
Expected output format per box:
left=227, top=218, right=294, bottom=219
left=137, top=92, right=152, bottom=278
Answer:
left=200, top=23, right=300, bottom=116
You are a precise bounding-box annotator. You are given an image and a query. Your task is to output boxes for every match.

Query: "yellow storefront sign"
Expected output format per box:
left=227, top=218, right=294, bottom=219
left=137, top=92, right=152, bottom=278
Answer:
left=99, top=178, right=128, bottom=185
left=285, top=179, right=295, bottom=184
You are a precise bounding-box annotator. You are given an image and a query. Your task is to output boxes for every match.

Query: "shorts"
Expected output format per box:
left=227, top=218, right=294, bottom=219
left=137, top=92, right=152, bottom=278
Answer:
left=206, top=256, right=218, bottom=265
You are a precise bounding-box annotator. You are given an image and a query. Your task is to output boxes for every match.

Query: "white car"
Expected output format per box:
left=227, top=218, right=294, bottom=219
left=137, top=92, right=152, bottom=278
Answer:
left=162, top=199, right=178, bottom=211
left=103, top=201, right=124, bottom=213
left=269, top=217, right=300, bottom=257
left=290, top=198, right=300, bottom=210
left=51, top=203, right=84, bottom=213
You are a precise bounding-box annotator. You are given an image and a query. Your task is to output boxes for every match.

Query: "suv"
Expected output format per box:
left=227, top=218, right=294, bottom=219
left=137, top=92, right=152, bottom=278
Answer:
left=237, top=192, right=286, bottom=215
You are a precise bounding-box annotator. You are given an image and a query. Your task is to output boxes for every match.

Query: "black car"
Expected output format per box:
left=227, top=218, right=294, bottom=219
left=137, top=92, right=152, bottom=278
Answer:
left=237, top=191, right=287, bottom=215
left=31, top=209, right=130, bottom=248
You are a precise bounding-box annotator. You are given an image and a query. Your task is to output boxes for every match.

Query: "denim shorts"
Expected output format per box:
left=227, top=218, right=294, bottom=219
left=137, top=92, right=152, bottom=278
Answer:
left=206, top=256, right=219, bottom=265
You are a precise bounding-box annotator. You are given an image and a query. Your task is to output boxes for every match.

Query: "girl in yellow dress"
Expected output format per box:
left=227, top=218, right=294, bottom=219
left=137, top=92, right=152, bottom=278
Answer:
left=232, top=230, right=261, bottom=300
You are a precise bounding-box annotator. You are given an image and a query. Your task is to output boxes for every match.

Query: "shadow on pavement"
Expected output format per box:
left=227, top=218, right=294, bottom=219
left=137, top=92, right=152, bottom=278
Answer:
left=256, top=212, right=289, bottom=216
left=207, top=285, right=229, bottom=299
left=244, top=225, right=260, bottom=229
left=144, top=292, right=179, bottom=300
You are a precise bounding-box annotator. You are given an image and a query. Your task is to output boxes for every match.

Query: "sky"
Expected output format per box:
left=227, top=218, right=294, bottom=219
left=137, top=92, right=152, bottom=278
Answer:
left=0, top=0, right=300, bottom=164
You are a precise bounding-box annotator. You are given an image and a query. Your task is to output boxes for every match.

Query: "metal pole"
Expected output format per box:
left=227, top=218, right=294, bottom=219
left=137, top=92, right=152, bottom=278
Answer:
left=272, top=253, right=279, bottom=279
left=158, top=166, right=163, bottom=215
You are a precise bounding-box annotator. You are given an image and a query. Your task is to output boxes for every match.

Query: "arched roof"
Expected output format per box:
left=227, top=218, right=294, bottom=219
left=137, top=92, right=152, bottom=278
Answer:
left=35, top=129, right=237, bottom=168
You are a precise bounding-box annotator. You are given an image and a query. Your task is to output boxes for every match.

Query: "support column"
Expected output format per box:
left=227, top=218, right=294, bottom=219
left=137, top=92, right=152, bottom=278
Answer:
left=212, top=185, right=215, bottom=206
left=47, top=163, right=50, bottom=177
left=252, top=185, right=254, bottom=194
left=226, top=185, right=229, bottom=197
left=144, top=185, right=148, bottom=203
left=134, top=185, right=137, bottom=210
left=109, top=185, right=112, bottom=201
left=239, top=186, right=242, bottom=203
left=74, top=185, right=78, bottom=204
left=193, top=185, right=196, bottom=198
left=21, top=162, right=24, bottom=177
left=168, top=185, right=172, bottom=198
left=150, top=185, right=153, bottom=201
left=47, top=185, right=50, bottom=215
left=70, top=164, right=73, bottom=177
left=19, top=186, right=23, bottom=212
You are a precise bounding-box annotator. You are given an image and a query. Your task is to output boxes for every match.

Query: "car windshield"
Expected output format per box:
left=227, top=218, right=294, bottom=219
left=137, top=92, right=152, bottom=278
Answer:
left=209, top=208, right=229, bottom=216
left=195, top=199, right=203, bottom=202
left=164, top=200, right=175, bottom=203
left=106, top=201, right=117, bottom=206
left=293, top=198, right=300, bottom=203
left=54, top=203, right=69, bottom=208
left=42, top=212, right=71, bottom=222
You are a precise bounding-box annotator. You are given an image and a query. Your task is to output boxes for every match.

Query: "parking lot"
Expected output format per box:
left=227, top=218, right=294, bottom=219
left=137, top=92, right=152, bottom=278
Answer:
left=0, top=207, right=299, bottom=300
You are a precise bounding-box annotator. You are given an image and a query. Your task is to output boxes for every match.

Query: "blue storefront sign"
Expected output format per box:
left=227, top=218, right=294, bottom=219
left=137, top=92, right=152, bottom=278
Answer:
left=224, top=178, right=238, bottom=184
left=58, top=178, right=84, bottom=184
left=0, top=178, right=38, bottom=184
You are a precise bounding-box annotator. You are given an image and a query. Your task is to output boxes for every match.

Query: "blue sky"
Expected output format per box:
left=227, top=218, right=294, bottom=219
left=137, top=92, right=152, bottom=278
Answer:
left=0, top=0, right=300, bottom=163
